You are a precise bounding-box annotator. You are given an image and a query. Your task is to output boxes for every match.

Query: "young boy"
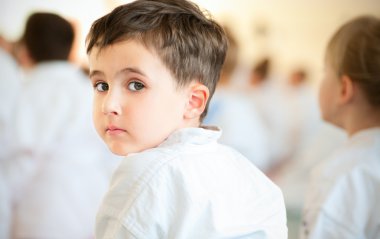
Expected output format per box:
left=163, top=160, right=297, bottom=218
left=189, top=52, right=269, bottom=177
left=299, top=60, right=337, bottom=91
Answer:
left=86, top=0, right=287, bottom=238
left=301, top=16, right=380, bottom=239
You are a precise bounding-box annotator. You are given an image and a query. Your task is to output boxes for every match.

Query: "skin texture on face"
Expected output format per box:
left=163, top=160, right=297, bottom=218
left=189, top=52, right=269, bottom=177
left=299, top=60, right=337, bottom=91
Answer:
left=88, top=40, right=195, bottom=156
left=319, top=63, right=343, bottom=127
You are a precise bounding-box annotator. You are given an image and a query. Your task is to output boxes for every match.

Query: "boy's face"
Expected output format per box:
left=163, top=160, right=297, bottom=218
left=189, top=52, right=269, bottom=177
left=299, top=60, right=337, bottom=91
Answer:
left=319, top=61, right=342, bottom=126
left=88, top=40, right=189, bottom=156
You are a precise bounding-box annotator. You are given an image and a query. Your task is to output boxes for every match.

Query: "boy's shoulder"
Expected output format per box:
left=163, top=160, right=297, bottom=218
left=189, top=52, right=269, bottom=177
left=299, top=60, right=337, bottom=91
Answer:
left=98, top=139, right=286, bottom=238
left=108, top=138, right=279, bottom=194
left=106, top=139, right=226, bottom=198
left=105, top=126, right=281, bottom=200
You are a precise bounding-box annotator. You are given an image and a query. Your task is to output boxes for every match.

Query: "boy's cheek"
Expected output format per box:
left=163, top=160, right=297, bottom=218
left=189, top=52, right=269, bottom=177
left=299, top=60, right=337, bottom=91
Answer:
left=92, top=111, right=104, bottom=137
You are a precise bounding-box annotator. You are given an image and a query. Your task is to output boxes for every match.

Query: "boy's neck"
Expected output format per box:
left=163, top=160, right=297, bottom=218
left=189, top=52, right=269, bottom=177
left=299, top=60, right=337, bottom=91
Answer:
left=343, top=105, right=380, bottom=136
left=183, top=117, right=202, bottom=128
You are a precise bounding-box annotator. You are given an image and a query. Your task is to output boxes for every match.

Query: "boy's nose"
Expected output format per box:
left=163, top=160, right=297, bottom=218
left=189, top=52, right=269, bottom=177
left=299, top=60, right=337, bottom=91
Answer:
left=102, top=91, right=122, bottom=115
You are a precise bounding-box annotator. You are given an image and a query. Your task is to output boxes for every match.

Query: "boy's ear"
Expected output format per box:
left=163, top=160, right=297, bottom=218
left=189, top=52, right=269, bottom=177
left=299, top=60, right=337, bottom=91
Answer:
left=339, top=75, right=354, bottom=104
left=184, top=81, right=209, bottom=120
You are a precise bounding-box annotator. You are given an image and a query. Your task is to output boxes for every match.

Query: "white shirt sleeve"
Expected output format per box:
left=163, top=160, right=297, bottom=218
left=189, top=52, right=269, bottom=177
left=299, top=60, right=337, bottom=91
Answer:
left=96, top=208, right=138, bottom=239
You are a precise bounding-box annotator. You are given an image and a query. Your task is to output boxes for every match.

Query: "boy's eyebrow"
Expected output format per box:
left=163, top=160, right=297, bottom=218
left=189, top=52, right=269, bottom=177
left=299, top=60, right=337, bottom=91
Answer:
left=117, top=67, right=147, bottom=78
left=89, top=70, right=104, bottom=78
left=89, top=67, right=147, bottom=79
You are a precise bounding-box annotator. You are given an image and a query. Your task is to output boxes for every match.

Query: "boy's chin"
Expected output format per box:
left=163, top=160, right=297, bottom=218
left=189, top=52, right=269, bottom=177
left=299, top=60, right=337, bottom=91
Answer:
left=107, top=144, right=144, bottom=156
left=108, top=145, right=130, bottom=156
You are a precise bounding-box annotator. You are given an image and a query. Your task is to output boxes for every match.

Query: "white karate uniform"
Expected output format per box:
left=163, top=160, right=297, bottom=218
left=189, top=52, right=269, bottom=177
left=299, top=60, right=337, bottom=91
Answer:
left=204, top=89, right=270, bottom=171
left=301, top=127, right=380, bottom=239
left=0, top=48, right=22, bottom=239
left=282, top=83, right=320, bottom=156
left=272, top=122, right=346, bottom=239
left=5, top=61, right=119, bottom=239
left=250, top=79, right=296, bottom=168
left=96, top=127, right=287, bottom=239
left=0, top=48, right=21, bottom=158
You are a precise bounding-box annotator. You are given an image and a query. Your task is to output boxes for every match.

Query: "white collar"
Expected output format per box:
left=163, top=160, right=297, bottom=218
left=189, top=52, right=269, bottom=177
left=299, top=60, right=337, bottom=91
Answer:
left=349, top=127, right=380, bottom=142
left=158, top=126, right=221, bottom=148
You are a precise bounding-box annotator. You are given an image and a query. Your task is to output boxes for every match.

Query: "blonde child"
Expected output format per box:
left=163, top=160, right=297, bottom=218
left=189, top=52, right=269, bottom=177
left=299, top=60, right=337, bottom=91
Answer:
left=86, top=0, right=287, bottom=238
left=301, top=16, right=380, bottom=238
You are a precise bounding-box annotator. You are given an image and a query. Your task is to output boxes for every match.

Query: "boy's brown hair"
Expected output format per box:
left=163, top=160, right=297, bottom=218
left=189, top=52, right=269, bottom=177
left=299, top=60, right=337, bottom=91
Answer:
left=86, top=0, right=228, bottom=119
left=326, top=15, right=380, bottom=106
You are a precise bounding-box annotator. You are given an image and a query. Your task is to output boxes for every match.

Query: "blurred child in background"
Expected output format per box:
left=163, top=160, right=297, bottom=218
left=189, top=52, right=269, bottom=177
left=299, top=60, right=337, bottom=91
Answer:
left=301, top=15, right=380, bottom=239
left=204, top=26, right=270, bottom=171
left=2, top=12, right=118, bottom=238
left=0, top=35, right=22, bottom=239
left=249, top=58, right=296, bottom=172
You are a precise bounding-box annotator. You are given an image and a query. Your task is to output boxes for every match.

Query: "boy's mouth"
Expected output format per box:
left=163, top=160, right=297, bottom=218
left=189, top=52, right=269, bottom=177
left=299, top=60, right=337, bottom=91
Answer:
left=106, top=125, right=126, bottom=135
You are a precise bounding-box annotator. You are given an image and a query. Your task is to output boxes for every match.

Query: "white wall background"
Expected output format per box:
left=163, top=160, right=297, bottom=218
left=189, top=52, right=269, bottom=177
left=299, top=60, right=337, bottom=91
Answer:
left=192, top=0, right=380, bottom=86
left=1, top=0, right=379, bottom=84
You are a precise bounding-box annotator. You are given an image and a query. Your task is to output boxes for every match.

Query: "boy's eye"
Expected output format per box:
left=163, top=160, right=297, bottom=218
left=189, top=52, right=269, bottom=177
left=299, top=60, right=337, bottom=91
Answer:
left=128, top=81, right=145, bottom=91
left=95, top=82, right=109, bottom=92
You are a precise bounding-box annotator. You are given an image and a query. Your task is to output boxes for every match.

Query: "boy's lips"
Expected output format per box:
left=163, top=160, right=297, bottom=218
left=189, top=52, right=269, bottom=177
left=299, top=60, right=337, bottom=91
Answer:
left=106, top=125, right=126, bottom=135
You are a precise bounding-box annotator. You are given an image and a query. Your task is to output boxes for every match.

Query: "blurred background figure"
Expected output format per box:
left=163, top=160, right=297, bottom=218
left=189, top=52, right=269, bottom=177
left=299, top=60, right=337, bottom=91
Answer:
left=248, top=59, right=333, bottom=239
left=0, top=36, right=21, bottom=160
left=248, top=57, right=297, bottom=172
left=288, top=69, right=306, bottom=86
left=273, top=122, right=346, bottom=238
left=1, top=12, right=119, bottom=239
left=0, top=35, right=22, bottom=239
left=250, top=58, right=271, bottom=87
left=301, top=15, right=380, bottom=239
left=203, top=26, right=270, bottom=171
left=270, top=66, right=323, bottom=213
left=283, top=68, right=320, bottom=157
